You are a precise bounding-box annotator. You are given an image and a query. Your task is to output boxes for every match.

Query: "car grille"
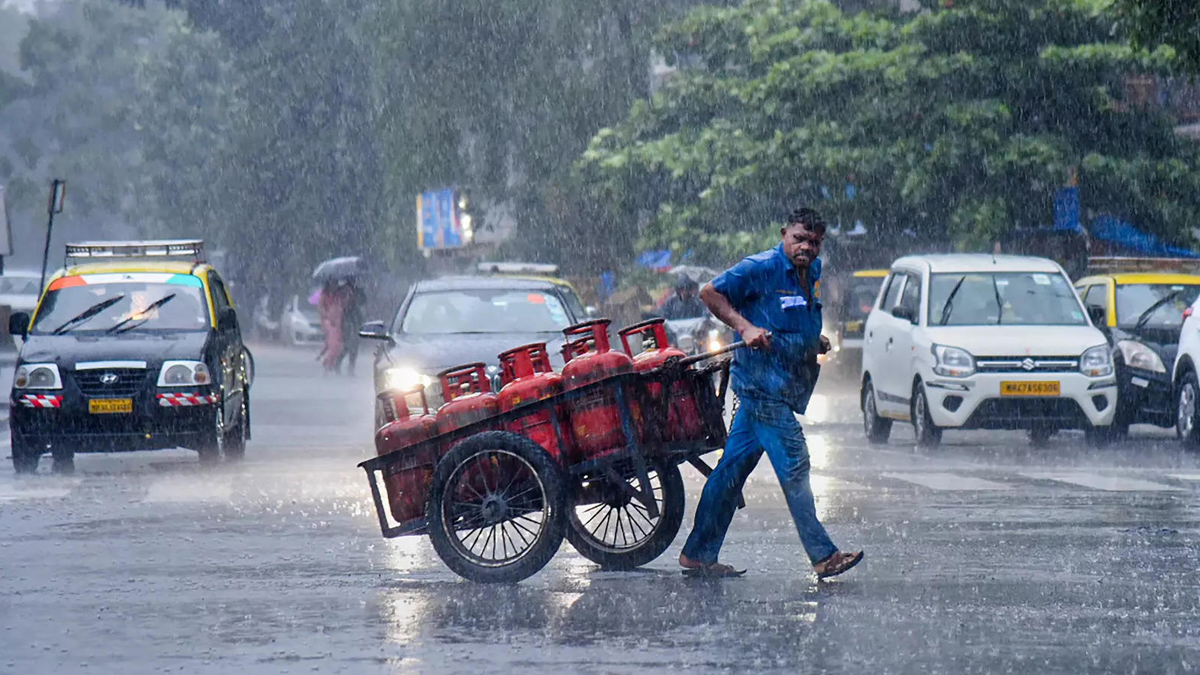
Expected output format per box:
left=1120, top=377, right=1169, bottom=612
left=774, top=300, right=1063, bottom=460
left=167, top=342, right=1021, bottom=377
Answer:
left=975, top=356, right=1079, bottom=373
left=72, top=368, right=149, bottom=397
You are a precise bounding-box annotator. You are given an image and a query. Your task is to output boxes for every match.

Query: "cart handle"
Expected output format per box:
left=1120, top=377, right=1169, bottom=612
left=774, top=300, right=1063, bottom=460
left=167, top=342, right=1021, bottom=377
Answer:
left=676, top=331, right=772, bottom=367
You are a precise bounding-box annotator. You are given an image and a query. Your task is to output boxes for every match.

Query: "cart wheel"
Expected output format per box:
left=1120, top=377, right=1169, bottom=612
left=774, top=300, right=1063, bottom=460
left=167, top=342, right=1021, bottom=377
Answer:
left=426, top=431, right=567, bottom=583
left=565, top=456, right=685, bottom=570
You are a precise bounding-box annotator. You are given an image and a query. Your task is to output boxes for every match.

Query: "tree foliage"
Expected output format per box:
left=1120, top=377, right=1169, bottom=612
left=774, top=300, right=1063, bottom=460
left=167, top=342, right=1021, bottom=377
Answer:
left=578, top=0, right=1200, bottom=264
left=1113, top=0, right=1200, bottom=74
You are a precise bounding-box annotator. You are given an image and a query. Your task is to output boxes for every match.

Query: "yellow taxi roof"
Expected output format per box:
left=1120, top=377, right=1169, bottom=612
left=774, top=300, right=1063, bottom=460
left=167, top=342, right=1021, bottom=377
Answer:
left=59, top=261, right=207, bottom=278
left=1077, top=272, right=1200, bottom=286
left=851, top=269, right=889, bottom=278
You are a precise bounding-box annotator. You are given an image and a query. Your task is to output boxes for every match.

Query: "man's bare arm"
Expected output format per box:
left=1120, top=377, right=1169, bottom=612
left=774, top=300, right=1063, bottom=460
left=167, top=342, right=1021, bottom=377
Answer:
left=700, top=282, right=771, bottom=348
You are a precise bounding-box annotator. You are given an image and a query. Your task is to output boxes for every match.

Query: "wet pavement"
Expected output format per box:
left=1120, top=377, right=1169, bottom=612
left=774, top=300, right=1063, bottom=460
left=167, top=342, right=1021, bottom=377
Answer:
left=2, top=346, right=1199, bottom=674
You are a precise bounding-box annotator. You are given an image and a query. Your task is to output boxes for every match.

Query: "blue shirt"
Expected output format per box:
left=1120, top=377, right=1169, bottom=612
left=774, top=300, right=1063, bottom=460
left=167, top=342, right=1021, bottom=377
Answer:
left=712, top=244, right=823, bottom=414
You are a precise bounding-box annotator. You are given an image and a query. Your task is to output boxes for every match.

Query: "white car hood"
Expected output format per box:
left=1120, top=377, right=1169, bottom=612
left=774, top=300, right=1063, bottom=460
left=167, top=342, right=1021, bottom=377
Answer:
left=926, top=325, right=1106, bottom=357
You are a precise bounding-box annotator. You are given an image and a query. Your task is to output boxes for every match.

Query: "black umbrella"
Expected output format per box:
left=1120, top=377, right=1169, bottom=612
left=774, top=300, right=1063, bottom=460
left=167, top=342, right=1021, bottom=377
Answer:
left=311, top=256, right=363, bottom=284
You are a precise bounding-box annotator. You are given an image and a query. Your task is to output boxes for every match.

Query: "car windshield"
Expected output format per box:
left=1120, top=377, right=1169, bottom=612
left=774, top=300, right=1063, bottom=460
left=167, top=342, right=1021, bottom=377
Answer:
left=928, top=272, right=1086, bottom=326
left=1115, top=283, right=1200, bottom=328
left=31, top=280, right=210, bottom=335
left=843, top=276, right=885, bottom=319
left=400, top=289, right=571, bottom=334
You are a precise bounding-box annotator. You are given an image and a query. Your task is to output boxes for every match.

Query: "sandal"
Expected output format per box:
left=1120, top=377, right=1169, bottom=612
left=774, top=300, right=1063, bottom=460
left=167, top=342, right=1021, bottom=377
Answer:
left=680, top=562, right=746, bottom=578
left=814, top=550, right=863, bottom=579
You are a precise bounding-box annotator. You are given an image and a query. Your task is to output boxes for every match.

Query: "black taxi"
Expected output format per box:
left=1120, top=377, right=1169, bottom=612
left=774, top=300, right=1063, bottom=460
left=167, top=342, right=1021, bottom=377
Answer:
left=8, top=240, right=251, bottom=473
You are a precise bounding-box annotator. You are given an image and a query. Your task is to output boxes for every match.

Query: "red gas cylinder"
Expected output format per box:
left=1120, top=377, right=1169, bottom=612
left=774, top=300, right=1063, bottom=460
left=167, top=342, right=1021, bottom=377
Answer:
left=435, top=363, right=500, bottom=435
left=561, top=319, right=634, bottom=460
left=374, top=386, right=439, bottom=525
left=619, top=319, right=704, bottom=443
left=498, top=343, right=568, bottom=462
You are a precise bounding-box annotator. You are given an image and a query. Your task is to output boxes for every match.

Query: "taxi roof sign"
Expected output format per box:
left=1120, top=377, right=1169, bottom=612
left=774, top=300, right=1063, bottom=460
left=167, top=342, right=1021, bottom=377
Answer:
left=478, top=261, right=559, bottom=275
left=1087, top=256, right=1200, bottom=275
left=65, top=240, right=206, bottom=265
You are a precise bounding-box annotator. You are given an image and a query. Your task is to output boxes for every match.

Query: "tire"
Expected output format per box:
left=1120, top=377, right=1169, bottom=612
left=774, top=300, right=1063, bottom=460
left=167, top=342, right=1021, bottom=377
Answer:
left=911, top=381, right=942, bottom=448
left=565, top=456, right=684, bottom=570
left=223, top=395, right=249, bottom=462
left=862, top=380, right=892, bottom=444
left=426, top=431, right=567, bottom=583
left=1085, top=425, right=1114, bottom=449
left=11, top=433, right=41, bottom=474
left=1176, top=370, right=1200, bottom=449
left=1028, top=425, right=1057, bottom=447
left=198, top=406, right=223, bottom=466
left=50, top=446, right=75, bottom=475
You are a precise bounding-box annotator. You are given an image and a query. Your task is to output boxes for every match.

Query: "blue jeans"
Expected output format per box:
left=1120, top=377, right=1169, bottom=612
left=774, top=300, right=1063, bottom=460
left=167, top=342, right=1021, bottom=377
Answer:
left=682, top=396, right=837, bottom=565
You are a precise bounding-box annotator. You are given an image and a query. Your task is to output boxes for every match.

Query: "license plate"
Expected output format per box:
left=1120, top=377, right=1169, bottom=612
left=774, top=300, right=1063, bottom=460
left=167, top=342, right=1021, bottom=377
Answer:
left=89, top=398, right=133, bottom=414
left=1000, top=381, right=1060, bottom=397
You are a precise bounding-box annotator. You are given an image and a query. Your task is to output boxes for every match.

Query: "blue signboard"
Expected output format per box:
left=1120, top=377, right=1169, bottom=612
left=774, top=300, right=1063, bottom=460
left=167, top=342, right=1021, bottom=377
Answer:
left=416, top=188, right=463, bottom=250
left=1053, top=187, right=1081, bottom=233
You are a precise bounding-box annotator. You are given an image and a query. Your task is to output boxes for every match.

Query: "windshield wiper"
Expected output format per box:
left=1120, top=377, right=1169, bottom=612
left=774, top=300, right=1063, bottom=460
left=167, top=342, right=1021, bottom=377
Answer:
left=1134, top=289, right=1184, bottom=330
left=992, top=276, right=1004, bottom=325
left=938, top=276, right=966, bottom=326
left=51, top=295, right=126, bottom=335
left=106, top=294, right=177, bottom=335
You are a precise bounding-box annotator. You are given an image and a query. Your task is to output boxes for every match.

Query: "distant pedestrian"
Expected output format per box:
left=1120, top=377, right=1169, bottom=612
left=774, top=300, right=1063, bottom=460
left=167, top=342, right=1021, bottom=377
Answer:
left=679, top=206, right=863, bottom=579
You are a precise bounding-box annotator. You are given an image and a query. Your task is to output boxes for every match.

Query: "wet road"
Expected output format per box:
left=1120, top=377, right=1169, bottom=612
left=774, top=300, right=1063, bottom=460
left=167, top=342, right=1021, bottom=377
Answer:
left=2, top=346, right=1199, bottom=674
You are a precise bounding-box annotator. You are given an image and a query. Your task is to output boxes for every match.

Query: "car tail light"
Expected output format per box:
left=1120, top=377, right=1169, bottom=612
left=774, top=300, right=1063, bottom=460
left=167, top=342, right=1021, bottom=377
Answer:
left=1185, top=307, right=1194, bottom=321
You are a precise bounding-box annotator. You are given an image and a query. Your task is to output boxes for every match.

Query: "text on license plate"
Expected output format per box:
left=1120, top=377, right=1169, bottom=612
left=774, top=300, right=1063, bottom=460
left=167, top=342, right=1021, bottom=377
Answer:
left=89, top=398, right=133, bottom=414
left=1000, top=381, right=1060, bottom=397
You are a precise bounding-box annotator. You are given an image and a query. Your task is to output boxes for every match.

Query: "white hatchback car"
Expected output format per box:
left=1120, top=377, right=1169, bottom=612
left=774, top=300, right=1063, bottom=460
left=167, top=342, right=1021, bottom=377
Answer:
left=860, top=254, right=1117, bottom=447
left=1170, top=296, right=1200, bottom=448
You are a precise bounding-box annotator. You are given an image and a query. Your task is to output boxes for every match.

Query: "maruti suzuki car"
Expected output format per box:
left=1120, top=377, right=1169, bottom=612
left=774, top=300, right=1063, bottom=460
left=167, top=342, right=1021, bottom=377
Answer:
left=8, top=240, right=251, bottom=473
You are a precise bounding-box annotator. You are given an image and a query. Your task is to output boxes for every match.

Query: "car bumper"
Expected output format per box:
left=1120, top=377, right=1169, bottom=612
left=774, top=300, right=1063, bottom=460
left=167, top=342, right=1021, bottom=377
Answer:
left=11, top=387, right=218, bottom=452
left=1117, top=368, right=1173, bottom=426
left=922, top=371, right=1117, bottom=430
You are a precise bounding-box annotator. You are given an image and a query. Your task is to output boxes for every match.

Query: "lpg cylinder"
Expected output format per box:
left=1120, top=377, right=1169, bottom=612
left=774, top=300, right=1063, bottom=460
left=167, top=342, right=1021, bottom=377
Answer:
left=561, top=319, right=634, bottom=460
left=435, top=363, right=500, bottom=435
left=619, top=318, right=704, bottom=443
left=373, top=386, right=439, bottom=525
left=498, top=343, right=568, bottom=462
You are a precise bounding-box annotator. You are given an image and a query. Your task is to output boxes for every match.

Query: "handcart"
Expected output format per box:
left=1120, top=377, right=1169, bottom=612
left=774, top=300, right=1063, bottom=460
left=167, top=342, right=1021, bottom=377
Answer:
left=357, top=342, right=743, bottom=583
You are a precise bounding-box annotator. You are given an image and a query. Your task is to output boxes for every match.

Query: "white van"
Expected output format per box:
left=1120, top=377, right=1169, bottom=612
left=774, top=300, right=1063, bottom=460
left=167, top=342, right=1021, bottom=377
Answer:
left=860, top=254, right=1117, bottom=447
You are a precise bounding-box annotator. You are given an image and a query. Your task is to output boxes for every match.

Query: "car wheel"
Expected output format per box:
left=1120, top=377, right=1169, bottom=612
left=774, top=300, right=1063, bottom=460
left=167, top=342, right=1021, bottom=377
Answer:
left=1028, top=425, right=1057, bottom=447
left=862, top=380, right=892, bottom=444
left=1176, top=370, right=1200, bottom=449
left=223, top=396, right=249, bottom=462
left=11, top=433, right=41, bottom=474
left=50, top=446, right=75, bottom=475
left=911, top=381, right=942, bottom=448
left=1084, top=425, right=1114, bottom=449
left=198, top=406, right=223, bottom=466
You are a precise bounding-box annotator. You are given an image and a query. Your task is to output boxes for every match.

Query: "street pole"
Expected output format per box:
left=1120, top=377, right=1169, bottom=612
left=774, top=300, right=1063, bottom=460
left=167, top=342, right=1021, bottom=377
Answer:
left=40, top=179, right=66, bottom=292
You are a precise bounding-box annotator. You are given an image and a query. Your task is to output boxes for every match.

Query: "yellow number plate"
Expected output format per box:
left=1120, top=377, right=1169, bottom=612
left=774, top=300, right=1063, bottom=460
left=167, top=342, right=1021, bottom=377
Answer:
left=89, top=398, right=133, bottom=414
left=1000, top=381, right=1060, bottom=397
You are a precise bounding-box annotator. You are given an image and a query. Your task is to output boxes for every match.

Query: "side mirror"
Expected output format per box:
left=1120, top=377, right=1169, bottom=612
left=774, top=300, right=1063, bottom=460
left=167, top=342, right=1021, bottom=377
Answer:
left=1086, top=305, right=1107, bottom=329
left=891, top=305, right=916, bottom=324
left=8, top=311, right=29, bottom=337
left=359, top=320, right=391, bottom=342
left=218, top=307, right=238, bottom=332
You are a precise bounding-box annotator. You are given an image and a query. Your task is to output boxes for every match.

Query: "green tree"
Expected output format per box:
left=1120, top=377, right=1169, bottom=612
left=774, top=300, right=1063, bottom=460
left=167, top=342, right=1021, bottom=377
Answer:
left=578, top=0, right=1200, bottom=265
left=1113, top=0, right=1200, bottom=73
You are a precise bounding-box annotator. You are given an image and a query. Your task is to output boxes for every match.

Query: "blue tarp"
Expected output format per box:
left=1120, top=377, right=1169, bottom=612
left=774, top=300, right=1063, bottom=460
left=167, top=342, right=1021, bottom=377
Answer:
left=1090, top=215, right=1200, bottom=259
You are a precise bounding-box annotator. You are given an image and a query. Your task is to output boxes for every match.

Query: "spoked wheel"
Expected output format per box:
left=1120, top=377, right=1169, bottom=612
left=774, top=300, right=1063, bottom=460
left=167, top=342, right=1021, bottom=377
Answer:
left=565, top=455, right=685, bottom=570
left=427, top=431, right=567, bottom=583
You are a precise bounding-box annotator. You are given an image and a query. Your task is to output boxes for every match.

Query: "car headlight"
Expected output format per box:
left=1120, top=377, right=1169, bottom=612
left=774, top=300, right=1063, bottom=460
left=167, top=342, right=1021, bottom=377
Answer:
left=706, top=328, right=723, bottom=353
left=385, top=366, right=433, bottom=391
left=932, top=345, right=975, bottom=378
left=1080, top=345, right=1114, bottom=378
left=1115, top=340, right=1164, bottom=374
left=157, top=360, right=211, bottom=387
left=15, top=363, right=62, bottom=389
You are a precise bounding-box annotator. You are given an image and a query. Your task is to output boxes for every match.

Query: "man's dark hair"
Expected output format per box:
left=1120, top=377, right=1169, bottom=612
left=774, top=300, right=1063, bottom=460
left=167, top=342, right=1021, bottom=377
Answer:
left=786, top=207, right=826, bottom=234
